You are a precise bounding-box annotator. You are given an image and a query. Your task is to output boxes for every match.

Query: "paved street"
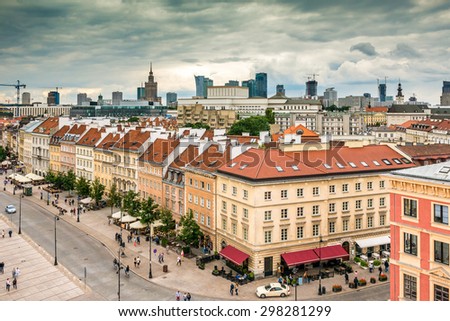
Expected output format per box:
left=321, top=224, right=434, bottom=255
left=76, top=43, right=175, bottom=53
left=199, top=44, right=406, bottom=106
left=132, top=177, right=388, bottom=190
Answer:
left=1, top=179, right=390, bottom=301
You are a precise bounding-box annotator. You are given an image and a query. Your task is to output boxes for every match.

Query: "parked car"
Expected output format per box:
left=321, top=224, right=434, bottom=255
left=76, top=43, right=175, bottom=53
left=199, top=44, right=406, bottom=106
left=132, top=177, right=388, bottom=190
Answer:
left=255, top=282, right=290, bottom=298
left=5, top=205, right=16, bottom=214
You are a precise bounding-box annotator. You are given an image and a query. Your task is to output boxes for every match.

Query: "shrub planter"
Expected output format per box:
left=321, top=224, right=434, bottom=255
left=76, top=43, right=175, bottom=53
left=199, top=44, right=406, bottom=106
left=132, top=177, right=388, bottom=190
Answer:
left=379, top=274, right=388, bottom=282
left=332, top=285, right=342, bottom=293
left=370, top=278, right=377, bottom=284
left=358, top=280, right=367, bottom=286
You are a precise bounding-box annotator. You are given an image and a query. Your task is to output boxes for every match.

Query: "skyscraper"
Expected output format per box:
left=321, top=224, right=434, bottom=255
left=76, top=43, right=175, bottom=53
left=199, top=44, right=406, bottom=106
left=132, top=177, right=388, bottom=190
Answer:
left=378, top=82, right=387, bottom=102
left=47, top=91, right=60, bottom=105
left=112, top=91, right=123, bottom=105
left=242, top=79, right=256, bottom=97
left=77, top=93, right=88, bottom=105
left=276, top=85, right=285, bottom=95
left=137, top=85, right=145, bottom=100
left=166, top=92, right=177, bottom=106
left=440, top=81, right=450, bottom=105
left=255, top=72, right=267, bottom=98
left=144, top=62, right=161, bottom=103
left=305, top=79, right=318, bottom=97
left=22, top=92, right=31, bottom=105
left=194, top=75, right=213, bottom=98
left=225, top=80, right=239, bottom=86
left=323, top=87, right=337, bottom=107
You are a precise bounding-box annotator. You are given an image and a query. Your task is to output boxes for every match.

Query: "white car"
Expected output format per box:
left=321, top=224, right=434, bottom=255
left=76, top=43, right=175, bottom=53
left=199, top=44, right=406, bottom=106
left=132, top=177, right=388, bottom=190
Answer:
left=256, top=282, right=290, bottom=298
left=5, top=205, right=16, bottom=214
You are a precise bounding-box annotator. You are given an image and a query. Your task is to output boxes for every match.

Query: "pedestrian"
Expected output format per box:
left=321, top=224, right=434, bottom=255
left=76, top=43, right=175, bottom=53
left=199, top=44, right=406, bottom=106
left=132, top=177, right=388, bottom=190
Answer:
left=177, top=256, right=181, bottom=266
left=183, top=292, right=187, bottom=301
left=176, top=290, right=181, bottom=301
left=354, top=276, right=358, bottom=289
left=344, top=271, right=349, bottom=284
left=8, top=230, right=12, bottom=238
left=1, top=229, right=4, bottom=238
left=158, top=253, right=162, bottom=263
left=14, top=267, right=20, bottom=278
left=12, top=278, right=17, bottom=290
left=137, top=236, right=140, bottom=245
left=161, top=253, right=164, bottom=263
left=369, top=262, right=374, bottom=273
left=186, top=292, right=191, bottom=301
left=354, top=270, right=358, bottom=277
left=134, top=257, right=137, bottom=267
left=384, top=260, right=389, bottom=273
left=136, top=256, right=141, bottom=267
left=127, top=235, right=132, bottom=243
left=235, top=283, right=239, bottom=296
left=5, top=278, right=11, bottom=292
left=230, top=283, right=234, bottom=296
left=378, top=266, right=383, bottom=276
left=0, top=261, right=4, bottom=274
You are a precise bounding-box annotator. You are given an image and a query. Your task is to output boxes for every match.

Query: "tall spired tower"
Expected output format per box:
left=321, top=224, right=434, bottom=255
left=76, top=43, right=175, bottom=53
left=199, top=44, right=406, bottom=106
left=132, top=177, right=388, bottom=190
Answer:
left=144, top=62, right=161, bottom=103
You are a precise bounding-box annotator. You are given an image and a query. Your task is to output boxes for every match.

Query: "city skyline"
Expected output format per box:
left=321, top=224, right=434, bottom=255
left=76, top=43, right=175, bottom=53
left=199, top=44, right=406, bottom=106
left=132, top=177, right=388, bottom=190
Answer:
left=0, top=0, right=449, bottom=105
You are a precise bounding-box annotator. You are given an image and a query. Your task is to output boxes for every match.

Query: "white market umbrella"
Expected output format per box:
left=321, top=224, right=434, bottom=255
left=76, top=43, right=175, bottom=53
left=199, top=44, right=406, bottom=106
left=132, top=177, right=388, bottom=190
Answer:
left=111, top=211, right=123, bottom=219
left=130, top=220, right=147, bottom=229
left=120, top=215, right=138, bottom=223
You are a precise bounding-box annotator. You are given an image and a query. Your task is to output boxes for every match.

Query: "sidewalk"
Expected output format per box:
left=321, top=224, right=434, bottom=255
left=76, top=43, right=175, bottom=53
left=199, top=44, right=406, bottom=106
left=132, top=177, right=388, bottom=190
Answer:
left=2, top=179, right=390, bottom=301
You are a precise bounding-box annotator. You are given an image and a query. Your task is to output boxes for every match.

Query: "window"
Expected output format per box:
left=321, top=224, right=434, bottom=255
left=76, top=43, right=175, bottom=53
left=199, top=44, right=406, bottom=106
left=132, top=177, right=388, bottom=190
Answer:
left=342, top=201, right=349, bottom=211
left=222, top=184, right=227, bottom=193
left=313, top=187, right=320, bottom=196
left=329, top=203, right=336, bottom=213
left=201, top=181, right=205, bottom=189
left=264, top=210, right=272, bottom=221
left=367, top=216, right=373, bottom=228
left=281, top=208, right=288, bottom=219
left=312, top=205, right=320, bottom=216
left=221, top=218, right=227, bottom=230
left=342, top=184, right=349, bottom=193
left=404, top=198, right=418, bottom=218
left=379, top=180, right=385, bottom=189
left=329, top=221, right=336, bottom=233
left=434, top=241, right=449, bottom=265
left=356, top=200, right=362, bottom=209
left=243, top=208, right=248, bottom=219
left=281, top=228, right=288, bottom=241
left=264, top=230, right=272, bottom=243
left=281, top=190, right=288, bottom=199
left=297, top=188, right=304, bottom=197
left=355, top=218, right=362, bottom=229
left=434, top=204, right=449, bottom=225
left=297, top=226, right=304, bottom=239
left=207, top=216, right=211, bottom=226
left=243, top=227, right=248, bottom=240
left=367, top=199, right=373, bottom=208
left=329, top=185, right=335, bottom=193
left=232, top=204, right=237, bottom=214
left=206, top=183, right=211, bottom=191
left=404, top=233, right=418, bottom=255
left=264, top=191, right=272, bottom=200
left=380, top=215, right=386, bottom=226
left=404, top=274, right=417, bottom=301
left=355, top=182, right=361, bottom=191
left=380, top=197, right=386, bottom=207
left=206, top=200, right=211, bottom=209
left=188, top=193, right=193, bottom=203
left=221, top=201, right=227, bottom=211
left=312, top=224, right=320, bottom=236
left=200, top=197, right=204, bottom=207
left=434, top=285, right=449, bottom=301
left=243, top=189, right=248, bottom=199
left=232, top=222, right=237, bottom=235
left=232, top=186, right=237, bottom=196
left=367, top=182, right=373, bottom=190
left=343, top=219, right=349, bottom=231
left=297, top=207, right=304, bottom=217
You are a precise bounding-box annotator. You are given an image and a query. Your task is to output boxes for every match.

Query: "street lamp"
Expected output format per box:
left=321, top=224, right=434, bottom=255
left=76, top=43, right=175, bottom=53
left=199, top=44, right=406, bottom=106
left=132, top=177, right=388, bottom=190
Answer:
left=18, top=191, right=23, bottom=234
left=54, top=216, right=59, bottom=265
left=318, top=235, right=323, bottom=295
left=77, top=197, right=80, bottom=223
left=148, top=221, right=152, bottom=279
left=47, top=191, right=50, bottom=206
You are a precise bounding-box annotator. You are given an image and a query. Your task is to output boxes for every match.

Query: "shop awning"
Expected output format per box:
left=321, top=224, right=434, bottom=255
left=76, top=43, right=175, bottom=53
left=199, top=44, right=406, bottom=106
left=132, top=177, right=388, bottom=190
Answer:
left=281, top=249, right=319, bottom=267
left=314, top=245, right=349, bottom=261
left=220, top=245, right=249, bottom=265
left=25, top=173, right=45, bottom=181
left=356, top=235, right=390, bottom=248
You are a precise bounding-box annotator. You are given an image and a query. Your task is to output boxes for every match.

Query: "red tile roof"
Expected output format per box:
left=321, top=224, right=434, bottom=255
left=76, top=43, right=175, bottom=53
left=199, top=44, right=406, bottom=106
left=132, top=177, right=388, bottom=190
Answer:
left=50, top=125, right=70, bottom=145
left=365, top=106, right=388, bottom=112
left=398, top=144, right=450, bottom=158
left=77, top=128, right=106, bottom=147
left=113, top=129, right=151, bottom=151
left=32, top=117, right=59, bottom=134
left=96, top=133, right=122, bottom=151
left=283, top=124, right=319, bottom=137
left=139, top=138, right=179, bottom=164
left=61, top=124, right=88, bottom=142
left=168, top=144, right=199, bottom=170
left=218, top=145, right=415, bottom=180
left=187, top=143, right=231, bottom=173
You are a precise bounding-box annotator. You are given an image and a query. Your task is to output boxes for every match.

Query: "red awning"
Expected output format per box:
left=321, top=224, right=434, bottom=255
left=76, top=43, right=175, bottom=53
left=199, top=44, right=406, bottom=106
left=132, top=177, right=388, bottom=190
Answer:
left=220, top=245, right=249, bottom=265
left=281, top=249, right=319, bottom=267
left=314, top=245, right=349, bottom=261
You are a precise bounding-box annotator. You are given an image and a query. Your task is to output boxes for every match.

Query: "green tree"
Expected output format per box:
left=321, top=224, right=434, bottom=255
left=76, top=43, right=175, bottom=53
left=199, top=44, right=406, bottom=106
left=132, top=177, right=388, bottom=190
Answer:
left=228, top=116, right=270, bottom=136
left=54, top=172, right=66, bottom=190
left=138, top=197, right=160, bottom=279
left=122, top=190, right=140, bottom=215
left=90, top=178, right=105, bottom=207
left=64, top=170, right=77, bottom=195
left=265, top=108, right=275, bottom=124
left=127, top=116, right=140, bottom=123
left=0, top=146, right=7, bottom=162
left=108, top=182, right=122, bottom=216
left=158, top=207, right=176, bottom=235
left=75, top=176, right=91, bottom=198
left=45, top=170, right=57, bottom=185
left=178, top=210, right=204, bottom=247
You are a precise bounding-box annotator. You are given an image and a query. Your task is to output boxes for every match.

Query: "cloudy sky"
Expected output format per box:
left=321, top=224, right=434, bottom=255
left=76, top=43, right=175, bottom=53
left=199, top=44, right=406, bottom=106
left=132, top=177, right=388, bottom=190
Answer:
left=0, top=0, right=449, bottom=105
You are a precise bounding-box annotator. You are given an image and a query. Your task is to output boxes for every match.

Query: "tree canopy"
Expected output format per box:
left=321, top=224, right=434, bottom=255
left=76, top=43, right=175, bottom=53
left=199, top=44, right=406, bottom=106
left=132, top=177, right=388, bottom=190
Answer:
left=184, top=122, right=211, bottom=130
left=90, top=178, right=105, bottom=206
left=177, top=210, right=203, bottom=247
left=75, top=176, right=91, bottom=198
left=227, top=115, right=270, bottom=136
left=158, top=207, right=176, bottom=235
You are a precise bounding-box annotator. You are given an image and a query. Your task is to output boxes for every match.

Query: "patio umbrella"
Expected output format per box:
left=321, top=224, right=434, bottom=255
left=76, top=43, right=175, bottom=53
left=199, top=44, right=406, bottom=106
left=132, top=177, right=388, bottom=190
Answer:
left=130, top=220, right=147, bottom=229
left=111, top=211, right=122, bottom=219
left=120, top=215, right=138, bottom=223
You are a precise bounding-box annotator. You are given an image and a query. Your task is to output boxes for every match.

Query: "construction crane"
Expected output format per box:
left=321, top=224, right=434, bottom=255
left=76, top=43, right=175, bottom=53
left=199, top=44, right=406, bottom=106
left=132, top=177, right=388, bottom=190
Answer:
left=0, top=80, right=26, bottom=105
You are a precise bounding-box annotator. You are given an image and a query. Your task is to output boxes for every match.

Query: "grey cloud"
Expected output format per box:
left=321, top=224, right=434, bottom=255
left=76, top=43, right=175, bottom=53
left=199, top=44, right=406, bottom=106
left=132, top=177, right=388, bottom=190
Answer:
left=209, top=57, right=251, bottom=64
left=390, top=43, right=421, bottom=58
left=350, top=43, right=378, bottom=56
